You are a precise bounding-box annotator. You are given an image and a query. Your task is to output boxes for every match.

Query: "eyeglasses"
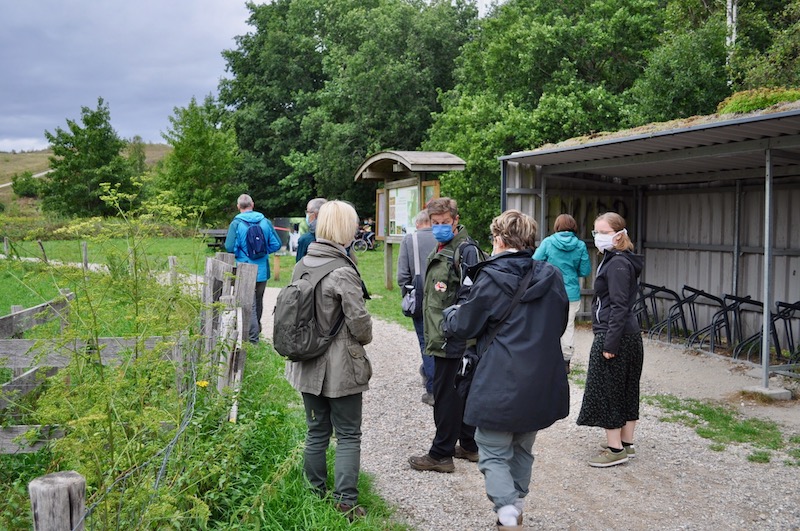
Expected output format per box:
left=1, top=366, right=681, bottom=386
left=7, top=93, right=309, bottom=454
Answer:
left=591, top=230, right=614, bottom=237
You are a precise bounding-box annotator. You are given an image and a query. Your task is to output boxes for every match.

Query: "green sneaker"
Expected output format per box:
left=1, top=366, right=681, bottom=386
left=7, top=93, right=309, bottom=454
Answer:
left=601, top=442, right=636, bottom=458
left=589, top=448, right=629, bottom=468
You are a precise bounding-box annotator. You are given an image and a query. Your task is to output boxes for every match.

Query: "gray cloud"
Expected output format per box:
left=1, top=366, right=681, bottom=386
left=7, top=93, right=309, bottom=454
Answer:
left=0, top=0, right=251, bottom=151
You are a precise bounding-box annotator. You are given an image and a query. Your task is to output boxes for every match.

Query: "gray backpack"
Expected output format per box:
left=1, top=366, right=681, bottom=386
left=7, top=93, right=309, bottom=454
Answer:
left=273, top=255, right=353, bottom=362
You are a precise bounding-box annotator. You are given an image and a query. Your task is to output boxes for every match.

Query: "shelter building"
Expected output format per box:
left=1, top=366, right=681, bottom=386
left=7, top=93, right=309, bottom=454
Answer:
left=500, top=103, right=800, bottom=385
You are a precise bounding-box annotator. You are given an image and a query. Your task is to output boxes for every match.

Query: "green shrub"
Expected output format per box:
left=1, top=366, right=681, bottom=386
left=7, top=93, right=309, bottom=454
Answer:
left=717, top=88, right=800, bottom=114
left=11, top=171, right=40, bottom=198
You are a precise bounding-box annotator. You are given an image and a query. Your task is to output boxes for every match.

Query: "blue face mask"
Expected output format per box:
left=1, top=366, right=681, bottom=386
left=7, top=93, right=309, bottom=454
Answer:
left=305, top=214, right=311, bottom=225
left=432, top=223, right=455, bottom=243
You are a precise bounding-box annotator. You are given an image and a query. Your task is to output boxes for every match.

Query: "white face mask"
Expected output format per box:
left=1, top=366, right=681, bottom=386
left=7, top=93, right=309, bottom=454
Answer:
left=594, top=233, right=615, bottom=253
left=594, top=228, right=626, bottom=253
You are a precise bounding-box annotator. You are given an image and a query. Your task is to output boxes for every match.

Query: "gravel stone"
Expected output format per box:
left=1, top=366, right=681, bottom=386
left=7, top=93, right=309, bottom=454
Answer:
left=262, top=288, right=800, bottom=530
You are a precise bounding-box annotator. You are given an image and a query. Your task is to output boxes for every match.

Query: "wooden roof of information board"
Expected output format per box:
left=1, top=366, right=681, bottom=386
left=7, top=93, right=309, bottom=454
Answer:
left=354, top=151, right=466, bottom=181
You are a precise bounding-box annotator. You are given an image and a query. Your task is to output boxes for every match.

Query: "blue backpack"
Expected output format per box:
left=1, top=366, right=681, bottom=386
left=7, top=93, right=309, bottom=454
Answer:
left=244, top=220, right=268, bottom=259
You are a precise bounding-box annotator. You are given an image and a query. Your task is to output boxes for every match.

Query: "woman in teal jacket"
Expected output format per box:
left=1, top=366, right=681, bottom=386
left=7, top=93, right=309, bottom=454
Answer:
left=533, top=214, right=591, bottom=373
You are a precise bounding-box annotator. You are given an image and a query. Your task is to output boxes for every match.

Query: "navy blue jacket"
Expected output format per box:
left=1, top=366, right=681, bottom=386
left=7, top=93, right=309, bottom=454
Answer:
left=443, top=250, right=570, bottom=432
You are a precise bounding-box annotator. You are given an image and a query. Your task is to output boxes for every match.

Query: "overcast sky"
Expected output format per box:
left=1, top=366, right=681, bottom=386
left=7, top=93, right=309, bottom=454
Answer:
left=0, top=1, right=492, bottom=153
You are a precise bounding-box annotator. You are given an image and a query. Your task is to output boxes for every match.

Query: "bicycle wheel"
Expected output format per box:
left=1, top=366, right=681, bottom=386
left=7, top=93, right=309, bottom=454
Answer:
left=353, top=239, right=368, bottom=253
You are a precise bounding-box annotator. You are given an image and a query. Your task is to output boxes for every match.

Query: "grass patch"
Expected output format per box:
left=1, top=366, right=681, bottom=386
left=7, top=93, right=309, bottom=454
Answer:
left=645, top=394, right=789, bottom=461
left=0, top=243, right=411, bottom=529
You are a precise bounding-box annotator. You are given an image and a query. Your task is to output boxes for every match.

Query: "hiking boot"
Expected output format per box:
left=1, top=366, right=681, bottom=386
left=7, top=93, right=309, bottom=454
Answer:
left=421, top=392, right=435, bottom=406
left=601, top=442, right=636, bottom=458
left=409, top=454, right=455, bottom=473
left=419, top=364, right=427, bottom=386
left=588, top=448, right=629, bottom=468
left=335, top=502, right=366, bottom=521
left=454, top=445, right=479, bottom=462
left=565, top=360, right=571, bottom=374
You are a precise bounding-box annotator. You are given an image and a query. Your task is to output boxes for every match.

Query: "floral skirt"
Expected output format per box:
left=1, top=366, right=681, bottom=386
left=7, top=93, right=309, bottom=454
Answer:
left=577, top=332, right=644, bottom=429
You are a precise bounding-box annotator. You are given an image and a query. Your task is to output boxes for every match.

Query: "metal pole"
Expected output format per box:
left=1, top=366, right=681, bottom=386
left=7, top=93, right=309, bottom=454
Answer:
left=760, top=150, right=774, bottom=389
left=538, top=165, right=546, bottom=242
left=500, top=161, right=507, bottom=212
left=732, top=180, right=741, bottom=294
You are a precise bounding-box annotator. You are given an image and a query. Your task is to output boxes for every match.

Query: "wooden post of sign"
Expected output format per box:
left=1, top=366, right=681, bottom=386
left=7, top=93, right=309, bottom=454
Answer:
left=37, top=240, right=48, bottom=264
left=168, top=256, right=178, bottom=285
left=81, top=241, right=89, bottom=271
left=29, top=470, right=86, bottom=530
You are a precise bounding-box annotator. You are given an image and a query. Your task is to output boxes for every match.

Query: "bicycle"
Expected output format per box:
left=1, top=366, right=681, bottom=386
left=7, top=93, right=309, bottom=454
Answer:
left=353, top=230, right=382, bottom=253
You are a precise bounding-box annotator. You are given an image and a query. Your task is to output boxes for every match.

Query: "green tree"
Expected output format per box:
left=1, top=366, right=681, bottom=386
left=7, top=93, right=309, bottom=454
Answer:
left=624, top=19, right=730, bottom=124
left=425, top=0, right=660, bottom=231
left=220, top=0, right=477, bottom=217
left=737, top=0, right=800, bottom=88
left=156, top=96, right=241, bottom=222
left=42, top=98, right=136, bottom=217
left=219, top=0, right=328, bottom=216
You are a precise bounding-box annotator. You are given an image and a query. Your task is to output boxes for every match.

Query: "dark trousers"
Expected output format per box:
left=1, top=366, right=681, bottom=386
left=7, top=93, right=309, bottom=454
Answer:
left=301, top=392, right=363, bottom=505
left=249, top=280, right=267, bottom=343
left=413, top=314, right=434, bottom=394
left=429, top=356, right=477, bottom=459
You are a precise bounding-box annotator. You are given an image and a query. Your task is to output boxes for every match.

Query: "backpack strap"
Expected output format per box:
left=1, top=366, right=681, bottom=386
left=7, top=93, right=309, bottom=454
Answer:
left=453, top=238, right=483, bottom=284
left=478, top=261, right=537, bottom=356
left=411, top=232, right=421, bottom=276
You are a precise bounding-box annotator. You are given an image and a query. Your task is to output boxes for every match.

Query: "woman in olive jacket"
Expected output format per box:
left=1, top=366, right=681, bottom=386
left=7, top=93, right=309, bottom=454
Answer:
left=285, top=200, right=373, bottom=519
left=442, top=210, right=569, bottom=530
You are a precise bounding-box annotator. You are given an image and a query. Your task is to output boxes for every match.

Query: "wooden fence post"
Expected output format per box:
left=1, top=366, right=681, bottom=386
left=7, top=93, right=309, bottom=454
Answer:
left=3, top=236, right=8, bottom=256
left=29, top=470, right=86, bottom=531
left=10, top=305, right=24, bottom=378
left=272, top=253, right=280, bottom=282
left=81, top=241, right=88, bottom=271
left=168, top=256, right=178, bottom=285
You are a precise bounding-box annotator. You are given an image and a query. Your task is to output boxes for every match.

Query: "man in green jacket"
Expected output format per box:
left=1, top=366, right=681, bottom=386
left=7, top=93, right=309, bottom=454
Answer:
left=409, top=197, right=482, bottom=473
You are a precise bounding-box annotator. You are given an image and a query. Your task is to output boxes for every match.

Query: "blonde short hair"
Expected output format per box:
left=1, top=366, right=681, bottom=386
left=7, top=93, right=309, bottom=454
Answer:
left=491, top=209, right=538, bottom=250
left=316, top=200, right=359, bottom=246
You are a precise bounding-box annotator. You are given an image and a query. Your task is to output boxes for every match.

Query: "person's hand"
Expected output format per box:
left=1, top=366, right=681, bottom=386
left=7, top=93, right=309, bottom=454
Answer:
left=603, top=351, right=615, bottom=359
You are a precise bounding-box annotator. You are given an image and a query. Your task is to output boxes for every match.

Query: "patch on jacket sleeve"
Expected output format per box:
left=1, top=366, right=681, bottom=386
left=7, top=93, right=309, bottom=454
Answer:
left=434, top=281, right=448, bottom=292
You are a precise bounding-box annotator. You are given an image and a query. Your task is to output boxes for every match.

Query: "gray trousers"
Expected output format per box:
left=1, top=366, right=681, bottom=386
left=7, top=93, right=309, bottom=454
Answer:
left=475, top=427, right=538, bottom=511
left=301, top=392, right=363, bottom=505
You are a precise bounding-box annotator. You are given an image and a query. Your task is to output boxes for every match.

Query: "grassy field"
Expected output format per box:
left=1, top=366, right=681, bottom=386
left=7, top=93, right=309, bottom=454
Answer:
left=0, top=144, right=172, bottom=207
left=0, top=150, right=52, bottom=182
left=3, top=241, right=413, bottom=329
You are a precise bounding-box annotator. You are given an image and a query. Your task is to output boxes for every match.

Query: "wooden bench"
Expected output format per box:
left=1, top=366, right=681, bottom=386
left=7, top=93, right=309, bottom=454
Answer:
left=200, top=229, right=228, bottom=250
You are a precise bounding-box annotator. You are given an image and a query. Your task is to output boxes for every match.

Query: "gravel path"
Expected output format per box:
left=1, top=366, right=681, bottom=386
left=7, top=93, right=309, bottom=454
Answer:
left=261, top=288, right=800, bottom=530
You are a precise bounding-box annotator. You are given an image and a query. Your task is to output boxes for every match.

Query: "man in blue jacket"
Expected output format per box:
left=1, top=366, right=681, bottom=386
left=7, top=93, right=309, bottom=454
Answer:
left=225, top=194, right=282, bottom=343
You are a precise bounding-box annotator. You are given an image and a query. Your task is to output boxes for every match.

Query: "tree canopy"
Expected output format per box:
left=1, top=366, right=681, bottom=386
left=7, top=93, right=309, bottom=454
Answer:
left=219, top=0, right=478, bottom=218
left=42, top=98, right=139, bottom=217
left=156, top=96, right=241, bottom=222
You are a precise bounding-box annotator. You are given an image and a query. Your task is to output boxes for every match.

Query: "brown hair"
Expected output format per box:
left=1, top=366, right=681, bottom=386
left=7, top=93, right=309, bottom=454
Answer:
left=554, top=213, right=578, bottom=233
left=426, top=197, right=458, bottom=219
left=491, top=209, right=538, bottom=250
left=596, top=212, right=634, bottom=252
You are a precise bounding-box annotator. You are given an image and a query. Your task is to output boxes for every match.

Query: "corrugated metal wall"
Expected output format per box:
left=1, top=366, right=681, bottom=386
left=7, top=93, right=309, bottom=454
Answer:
left=505, top=161, right=800, bottom=350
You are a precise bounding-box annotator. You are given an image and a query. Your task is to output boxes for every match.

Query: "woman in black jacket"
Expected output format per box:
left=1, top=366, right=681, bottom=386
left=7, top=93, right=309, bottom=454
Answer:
left=577, top=212, right=644, bottom=468
left=442, top=210, right=569, bottom=531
